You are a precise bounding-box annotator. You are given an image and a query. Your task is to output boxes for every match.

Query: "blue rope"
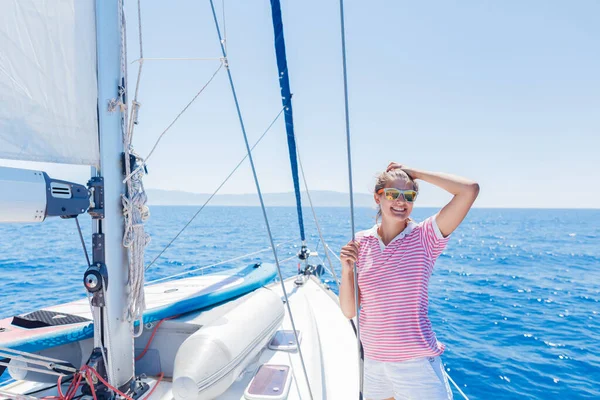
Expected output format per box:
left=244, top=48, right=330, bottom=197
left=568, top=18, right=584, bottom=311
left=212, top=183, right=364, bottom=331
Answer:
left=268, top=0, right=305, bottom=242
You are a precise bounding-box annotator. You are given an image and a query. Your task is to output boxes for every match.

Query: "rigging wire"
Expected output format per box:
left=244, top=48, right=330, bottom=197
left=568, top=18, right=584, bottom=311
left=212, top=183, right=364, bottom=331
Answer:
left=120, top=0, right=149, bottom=335
left=6, top=1, right=470, bottom=397
left=295, top=139, right=340, bottom=286
left=122, top=61, right=224, bottom=184
left=313, top=252, right=340, bottom=285
left=332, top=6, right=470, bottom=398
left=130, top=57, right=223, bottom=63
left=208, top=1, right=314, bottom=398
left=446, top=373, right=470, bottom=400
left=277, top=254, right=301, bottom=265
left=324, top=245, right=469, bottom=399
left=146, top=239, right=296, bottom=284
left=325, top=243, right=342, bottom=263
left=127, top=0, right=144, bottom=143
left=337, top=0, right=363, bottom=397
left=144, top=105, right=287, bottom=271
left=222, top=0, right=227, bottom=52
left=74, top=217, right=91, bottom=268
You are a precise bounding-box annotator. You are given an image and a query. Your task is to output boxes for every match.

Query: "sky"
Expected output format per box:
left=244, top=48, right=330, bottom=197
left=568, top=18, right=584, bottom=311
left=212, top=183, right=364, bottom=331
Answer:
left=2, top=0, right=599, bottom=208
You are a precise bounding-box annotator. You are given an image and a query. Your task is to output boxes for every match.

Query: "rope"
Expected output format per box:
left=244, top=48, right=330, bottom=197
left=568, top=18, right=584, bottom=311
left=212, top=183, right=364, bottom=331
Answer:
left=278, top=254, right=300, bottom=264
left=84, top=289, right=108, bottom=376
left=222, top=0, right=227, bottom=52
left=5, top=364, right=164, bottom=400
left=136, top=0, right=143, bottom=58
left=74, top=218, right=91, bottom=268
left=0, top=355, right=75, bottom=375
left=295, top=139, right=340, bottom=286
left=121, top=193, right=149, bottom=333
left=127, top=0, right=144, bottom=141
left=99, top=280, right=114, bottom=384
left=0, top=390, right=37, bottom=400
left=337, top=1, right=362, bottom=397
left=130, top=57, right=223, bottom=63
left=326, top=244, right=342, bottom=263
left=122, top=62, right=224, bottom=184
left=331, top=7, right=469, bottom=400
left=81, top=366, right=133, bottom=400
left=115, top=0, right=227, bottom=380
left=112, top=0, right=148, bottom=387
left=146, top=239, right=295, bottom=284
left=208, top=1, right=313, bottom=398
left=0, top=348, right=73, bottom=366
left=327, top=243, right=471, bottom=400
left=445, top=371, right=470, bottom=400
left=314, top=253, right=340, bottom=284
left=118, top=0, right=149, bottom=341
left=145, top=105, right=287, bottom=271
left=0, top=361, right=69, bottom=378
left=59, top=371, right=83, bottom=400
left=135, top=318, right=171, bottom=362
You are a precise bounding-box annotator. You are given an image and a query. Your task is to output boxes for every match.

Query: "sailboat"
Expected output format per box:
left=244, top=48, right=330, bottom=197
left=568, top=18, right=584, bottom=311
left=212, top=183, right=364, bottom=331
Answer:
left=0, top=1, right=361, bottom=399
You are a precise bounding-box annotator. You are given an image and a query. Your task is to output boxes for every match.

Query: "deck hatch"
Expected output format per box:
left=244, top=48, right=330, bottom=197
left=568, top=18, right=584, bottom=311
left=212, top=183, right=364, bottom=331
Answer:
left=268, top=330, right=301, bottom=351
left=244, top=364, right=290, bottom=400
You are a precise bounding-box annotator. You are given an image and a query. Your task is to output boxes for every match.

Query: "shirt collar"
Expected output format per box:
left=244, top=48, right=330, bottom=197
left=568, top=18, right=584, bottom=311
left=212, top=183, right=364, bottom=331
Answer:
left=366, top=220, right=417, bottom=248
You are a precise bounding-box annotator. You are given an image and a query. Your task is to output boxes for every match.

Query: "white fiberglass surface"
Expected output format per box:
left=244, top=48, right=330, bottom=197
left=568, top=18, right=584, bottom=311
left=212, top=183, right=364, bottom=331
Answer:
left=0, top=277, right=359, bottom=400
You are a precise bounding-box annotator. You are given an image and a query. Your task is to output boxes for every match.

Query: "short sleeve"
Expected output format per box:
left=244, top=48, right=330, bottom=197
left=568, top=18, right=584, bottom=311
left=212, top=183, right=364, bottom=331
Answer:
left=419, top=214, right=450, bottom=260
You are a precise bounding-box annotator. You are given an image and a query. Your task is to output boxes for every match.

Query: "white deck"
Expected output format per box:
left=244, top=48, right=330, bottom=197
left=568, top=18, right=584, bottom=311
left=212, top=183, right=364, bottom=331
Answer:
left=1, top=276, right=360, bottom=399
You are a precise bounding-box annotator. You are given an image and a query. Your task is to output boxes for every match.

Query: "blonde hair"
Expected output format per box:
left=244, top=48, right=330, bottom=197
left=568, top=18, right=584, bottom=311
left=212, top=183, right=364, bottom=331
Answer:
left=374, top=169, right=419, bottom=224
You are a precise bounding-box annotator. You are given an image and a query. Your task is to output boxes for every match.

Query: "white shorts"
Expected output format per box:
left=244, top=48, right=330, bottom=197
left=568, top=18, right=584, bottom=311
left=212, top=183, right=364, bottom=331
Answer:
left=363, top=356, right=453, bottom=400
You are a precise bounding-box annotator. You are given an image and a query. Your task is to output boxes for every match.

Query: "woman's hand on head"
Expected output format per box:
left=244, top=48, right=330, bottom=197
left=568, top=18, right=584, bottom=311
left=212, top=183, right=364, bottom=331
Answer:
left=386, top=162, right=406, bottom=172
left=340, top=240, right=360, bottom=272
left=387, top=162, right=417, bottom=179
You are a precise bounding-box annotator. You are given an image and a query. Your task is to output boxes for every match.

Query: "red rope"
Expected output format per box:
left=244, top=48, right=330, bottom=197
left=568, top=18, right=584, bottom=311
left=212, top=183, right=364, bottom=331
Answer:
left=135, top=315, right=179, bottom=362
left=83, top=369, right=97, bottom=400
left=68, top=375, right=82, bottom=400
left=45, top=371, right=84, bottom=400
left=81, top=366, right=134, bottom=400
left=45, top=341, right=167, bottom=400
left=80, top=366, right=163, bottom=400
left=135, top=318, right=167, bottom=361
left=56, top=375, right=66, bottom=399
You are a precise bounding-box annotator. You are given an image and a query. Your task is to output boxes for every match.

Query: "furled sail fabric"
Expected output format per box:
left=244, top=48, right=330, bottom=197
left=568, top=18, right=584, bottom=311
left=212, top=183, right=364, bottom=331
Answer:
left=0, top=1, right=100, bottom=166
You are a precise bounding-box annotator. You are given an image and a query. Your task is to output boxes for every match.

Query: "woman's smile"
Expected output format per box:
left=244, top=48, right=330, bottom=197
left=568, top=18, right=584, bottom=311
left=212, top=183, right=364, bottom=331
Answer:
left=390, top=205, right=407, bottom=215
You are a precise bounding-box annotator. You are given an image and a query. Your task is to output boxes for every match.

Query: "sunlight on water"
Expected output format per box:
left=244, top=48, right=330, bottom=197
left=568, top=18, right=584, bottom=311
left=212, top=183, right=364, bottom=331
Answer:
left=0, top=207, right=599, bottom=399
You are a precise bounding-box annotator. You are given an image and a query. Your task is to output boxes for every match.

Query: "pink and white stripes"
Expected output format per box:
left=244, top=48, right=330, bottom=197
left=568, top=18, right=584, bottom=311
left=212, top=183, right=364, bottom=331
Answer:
left=356, top=216, right=450, bottom=362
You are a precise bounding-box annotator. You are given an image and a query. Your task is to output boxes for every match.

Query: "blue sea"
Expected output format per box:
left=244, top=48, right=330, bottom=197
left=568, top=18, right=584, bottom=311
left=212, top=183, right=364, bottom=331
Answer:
left=1, top=206, right=599, bottom=399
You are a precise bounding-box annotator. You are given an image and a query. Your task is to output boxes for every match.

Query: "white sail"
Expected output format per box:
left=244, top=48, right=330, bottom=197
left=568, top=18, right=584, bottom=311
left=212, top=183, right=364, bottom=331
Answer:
left=0, top=0, right=99, bottom=166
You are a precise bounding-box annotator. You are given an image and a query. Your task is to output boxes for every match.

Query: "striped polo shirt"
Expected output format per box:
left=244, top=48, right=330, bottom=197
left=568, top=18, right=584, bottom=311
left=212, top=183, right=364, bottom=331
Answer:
left=356, top=215, right=450, bottom=362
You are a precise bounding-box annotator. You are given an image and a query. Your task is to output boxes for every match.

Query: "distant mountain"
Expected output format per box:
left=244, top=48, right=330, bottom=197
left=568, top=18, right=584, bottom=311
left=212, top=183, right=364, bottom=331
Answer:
left=145, top=189, right=376, bottom=208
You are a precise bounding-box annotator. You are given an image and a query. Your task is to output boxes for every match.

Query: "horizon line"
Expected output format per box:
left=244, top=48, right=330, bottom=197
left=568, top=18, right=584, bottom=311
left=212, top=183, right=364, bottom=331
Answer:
left=145, top=203, right=600, bottom=211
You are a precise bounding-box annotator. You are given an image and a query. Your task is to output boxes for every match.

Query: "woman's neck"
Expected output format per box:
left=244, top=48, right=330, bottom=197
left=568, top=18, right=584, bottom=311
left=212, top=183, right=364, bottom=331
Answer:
left=378, top=218, right=408, bottom=246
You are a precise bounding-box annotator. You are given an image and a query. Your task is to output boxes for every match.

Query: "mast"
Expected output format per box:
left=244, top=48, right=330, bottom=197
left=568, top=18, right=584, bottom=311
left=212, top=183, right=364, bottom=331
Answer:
left=93, top=0, right=134, bottom=389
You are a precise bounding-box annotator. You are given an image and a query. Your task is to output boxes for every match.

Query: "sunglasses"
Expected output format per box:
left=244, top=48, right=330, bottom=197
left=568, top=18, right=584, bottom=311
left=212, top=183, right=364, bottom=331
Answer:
left=377, top=188, right=418, bottom=203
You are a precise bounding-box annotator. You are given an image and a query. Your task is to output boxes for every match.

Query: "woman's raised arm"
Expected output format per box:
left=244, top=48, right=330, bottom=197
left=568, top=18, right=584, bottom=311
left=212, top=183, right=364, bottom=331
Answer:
left=388, top=163, right=480, bottom=237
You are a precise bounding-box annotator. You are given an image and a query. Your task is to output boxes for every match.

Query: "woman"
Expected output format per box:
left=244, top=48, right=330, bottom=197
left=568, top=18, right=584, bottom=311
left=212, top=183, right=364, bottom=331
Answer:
left=340, top=162, right=479, bottom=400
